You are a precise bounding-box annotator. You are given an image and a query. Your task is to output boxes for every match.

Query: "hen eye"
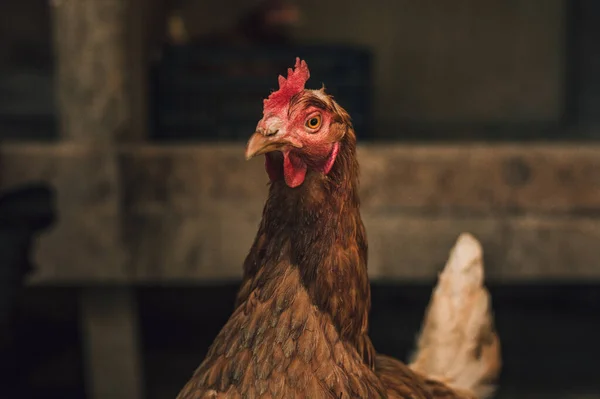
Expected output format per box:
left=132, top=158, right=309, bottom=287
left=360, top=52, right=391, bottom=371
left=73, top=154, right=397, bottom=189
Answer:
left=306, top=115, right=322, bottom=130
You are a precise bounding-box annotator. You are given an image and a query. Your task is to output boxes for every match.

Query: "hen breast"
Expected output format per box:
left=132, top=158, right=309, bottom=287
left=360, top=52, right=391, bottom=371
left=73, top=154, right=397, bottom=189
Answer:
left=177, top=262, right=388, bottom=399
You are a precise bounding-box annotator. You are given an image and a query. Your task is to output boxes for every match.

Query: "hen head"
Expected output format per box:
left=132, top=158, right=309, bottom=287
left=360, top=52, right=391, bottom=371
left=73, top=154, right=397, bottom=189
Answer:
left=245, top=58, right=352, bottom=188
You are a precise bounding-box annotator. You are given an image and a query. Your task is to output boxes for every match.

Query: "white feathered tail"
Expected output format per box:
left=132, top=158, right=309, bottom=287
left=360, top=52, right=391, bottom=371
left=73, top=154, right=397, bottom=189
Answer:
left=409, top=233, right=502, bottom=399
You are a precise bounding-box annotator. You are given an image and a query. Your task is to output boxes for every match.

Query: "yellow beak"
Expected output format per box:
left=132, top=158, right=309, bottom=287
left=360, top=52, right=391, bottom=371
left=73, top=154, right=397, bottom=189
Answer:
left=245, top=132, right=288, bottom=160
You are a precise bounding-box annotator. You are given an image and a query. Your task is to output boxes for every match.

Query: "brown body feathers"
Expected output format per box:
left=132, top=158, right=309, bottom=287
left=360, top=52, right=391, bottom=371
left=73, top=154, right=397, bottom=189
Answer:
left=177, top=59, right=500, bottom=399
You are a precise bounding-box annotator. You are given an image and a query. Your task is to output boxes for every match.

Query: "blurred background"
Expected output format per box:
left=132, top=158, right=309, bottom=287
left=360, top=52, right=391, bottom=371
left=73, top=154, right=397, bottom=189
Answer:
left=0, top=0, right=599, bottom=398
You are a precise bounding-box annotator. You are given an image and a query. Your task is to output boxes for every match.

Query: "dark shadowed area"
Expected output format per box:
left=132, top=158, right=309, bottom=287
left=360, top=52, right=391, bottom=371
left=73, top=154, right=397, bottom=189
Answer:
left=10, top=284, right=600, bottom=399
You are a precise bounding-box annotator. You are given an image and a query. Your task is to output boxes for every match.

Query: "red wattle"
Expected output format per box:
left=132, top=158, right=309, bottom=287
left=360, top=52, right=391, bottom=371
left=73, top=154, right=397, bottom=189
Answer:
left=283, top=151, right=307, bottom=188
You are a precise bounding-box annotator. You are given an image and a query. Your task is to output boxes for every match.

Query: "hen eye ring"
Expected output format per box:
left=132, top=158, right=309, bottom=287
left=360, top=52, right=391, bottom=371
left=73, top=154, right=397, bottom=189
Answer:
left=305, top=114, right=322, bottom=130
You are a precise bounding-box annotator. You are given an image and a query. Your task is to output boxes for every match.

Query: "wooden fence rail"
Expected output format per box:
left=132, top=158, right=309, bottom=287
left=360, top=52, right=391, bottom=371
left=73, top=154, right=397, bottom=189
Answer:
left=2, top=142, right=599, bottom=285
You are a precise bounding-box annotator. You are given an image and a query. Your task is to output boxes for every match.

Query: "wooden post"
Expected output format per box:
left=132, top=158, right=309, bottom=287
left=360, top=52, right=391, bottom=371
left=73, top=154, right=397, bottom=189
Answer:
left=80, top=288, right=144, bottom=399
left=51, top=0, right=130, bottom=143
left=50, top=0, right=145, bottom=398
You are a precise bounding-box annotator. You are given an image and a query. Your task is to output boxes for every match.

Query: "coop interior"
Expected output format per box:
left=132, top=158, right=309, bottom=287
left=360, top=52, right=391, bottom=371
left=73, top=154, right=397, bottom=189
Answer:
left=0, top=1, right=599, bottom=399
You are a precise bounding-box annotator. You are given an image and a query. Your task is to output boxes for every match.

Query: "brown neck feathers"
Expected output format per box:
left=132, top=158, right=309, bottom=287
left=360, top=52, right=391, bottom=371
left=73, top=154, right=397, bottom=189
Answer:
left=239, top=131, right=374, bottom=365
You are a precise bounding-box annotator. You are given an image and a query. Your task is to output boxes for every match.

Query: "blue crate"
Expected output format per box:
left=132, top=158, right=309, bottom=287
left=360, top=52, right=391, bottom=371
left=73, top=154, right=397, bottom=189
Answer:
left=150, top=44, right=373, bottom=141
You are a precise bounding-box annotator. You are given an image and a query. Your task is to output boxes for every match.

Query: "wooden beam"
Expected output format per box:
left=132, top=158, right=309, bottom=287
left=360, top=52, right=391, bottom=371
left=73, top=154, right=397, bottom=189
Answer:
left=45, top=1, right=130, bottom=279
left=2, top=143, right=599, bottom=282
left=117, top=143, right=600, bottom=214
left=122, top=208, right=600, bottom=283
left=80, top=287, right=144, bottom=399
left=49, top=2, right=145, bottom=398
left=50, top=0, right=130, bottom=143
left=6, top=142, right=598, bottom=213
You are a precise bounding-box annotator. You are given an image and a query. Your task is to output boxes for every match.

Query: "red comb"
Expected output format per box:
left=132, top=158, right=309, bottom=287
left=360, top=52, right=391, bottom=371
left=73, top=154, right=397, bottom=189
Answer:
left=263, top=57, right=310, bottom=113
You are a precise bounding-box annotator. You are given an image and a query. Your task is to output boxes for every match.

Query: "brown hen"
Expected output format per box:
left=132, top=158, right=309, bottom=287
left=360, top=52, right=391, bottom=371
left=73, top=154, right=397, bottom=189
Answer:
left=177, top=58, right=501, bottom=399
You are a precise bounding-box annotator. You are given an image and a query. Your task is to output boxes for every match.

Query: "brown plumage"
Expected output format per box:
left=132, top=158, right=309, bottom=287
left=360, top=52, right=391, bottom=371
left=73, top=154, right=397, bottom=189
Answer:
left=177, top=59, right=500, bottom=399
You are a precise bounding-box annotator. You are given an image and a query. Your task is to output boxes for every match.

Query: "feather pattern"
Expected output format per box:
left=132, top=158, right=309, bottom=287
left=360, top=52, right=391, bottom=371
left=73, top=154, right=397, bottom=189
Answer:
left=409, top=233, right=501, bottom=399
left=177, top=59, right=500, bottom=399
